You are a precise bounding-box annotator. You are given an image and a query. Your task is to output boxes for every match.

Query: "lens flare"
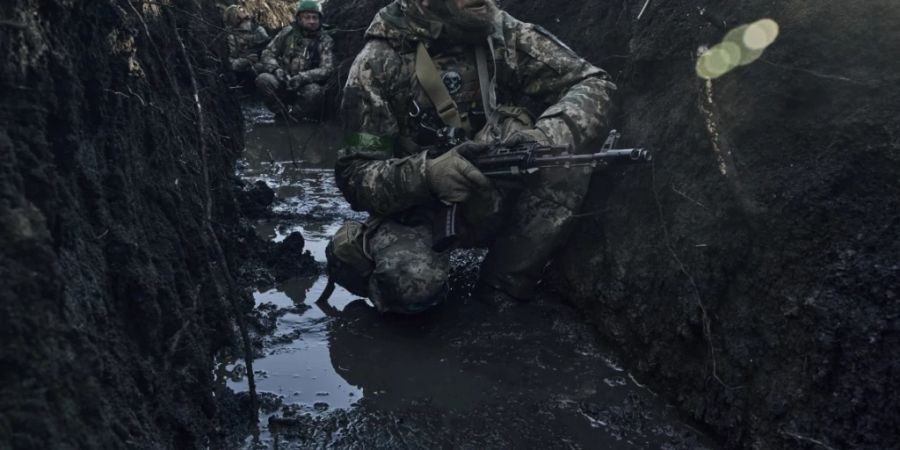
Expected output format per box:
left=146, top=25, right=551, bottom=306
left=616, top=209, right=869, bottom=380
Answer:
left=723, top=24, right=749, bottom=45
left=744, top=18, right=779, bottom=50
left=697, top=45, right=736, bottom=79
left=719, top=42, right=742, bottom=67
left=696, top=18, right=779, bottom=79
left=695, top=48, right=716, bottom=80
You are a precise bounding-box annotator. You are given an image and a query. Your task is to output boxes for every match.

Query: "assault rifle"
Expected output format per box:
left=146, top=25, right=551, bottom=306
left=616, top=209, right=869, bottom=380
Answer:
left=432, top=130, right=652, bottom=251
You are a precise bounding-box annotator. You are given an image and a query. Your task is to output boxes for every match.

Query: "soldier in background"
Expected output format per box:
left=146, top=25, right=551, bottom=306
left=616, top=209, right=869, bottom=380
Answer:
left=222, top=4, right=270, bottom=86
left=255, top=0, right=335, bottom=121
left=324, top=0, right=615, bottom=313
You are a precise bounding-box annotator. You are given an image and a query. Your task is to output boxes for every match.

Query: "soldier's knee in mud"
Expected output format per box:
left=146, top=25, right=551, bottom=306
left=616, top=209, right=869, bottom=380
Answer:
left=370, top=262, right=448, bottom=314
left=324, top=221, right=373, bottom=298
left=300, top=83, right=323, bottom=98
left=325, top=221, right=447, bottom=314
left=254, top=73, right=279, bottom=94
left=296, top=83, right=326, bottom=113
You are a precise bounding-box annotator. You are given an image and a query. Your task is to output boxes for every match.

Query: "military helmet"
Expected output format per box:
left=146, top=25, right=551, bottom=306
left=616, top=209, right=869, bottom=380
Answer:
left=296, top=0, right=323, bottom=16
left=223, top=5, right=248, bottom=27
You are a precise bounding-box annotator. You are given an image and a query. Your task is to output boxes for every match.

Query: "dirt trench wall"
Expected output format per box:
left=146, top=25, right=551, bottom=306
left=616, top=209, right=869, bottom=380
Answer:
left=320, top=0, right=390, bottom=116
left=505, top=1, right=899, bottom=449
left=0, top=1, right=246, bottom=448
left=325, top=0, right=900, bottom=448
left=220, top=0, right=295, bottom=33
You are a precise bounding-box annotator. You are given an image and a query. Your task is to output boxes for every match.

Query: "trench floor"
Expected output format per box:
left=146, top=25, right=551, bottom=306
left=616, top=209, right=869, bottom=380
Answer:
left=222, top=104, right=713, bottom=449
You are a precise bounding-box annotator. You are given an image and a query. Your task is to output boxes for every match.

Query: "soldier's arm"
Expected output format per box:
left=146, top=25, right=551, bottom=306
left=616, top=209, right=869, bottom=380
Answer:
left=299, top=35, right=335, bottom=83
left=226, top=34, right=249, bottom=70
left=335, top=40, right=431, bottom=215
left=250, top=26, right=270, bottom=58
left=226, top=33, right=239, bottom=57
left=514, top=20, right=616, bottom=149
left=254, top=26, right=270, bottom=43
left=260, top=26, right=291, bottom=72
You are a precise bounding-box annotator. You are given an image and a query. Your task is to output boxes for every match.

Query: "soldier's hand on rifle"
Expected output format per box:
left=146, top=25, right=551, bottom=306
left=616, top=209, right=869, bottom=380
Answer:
left=502, top=127, right=553, bottom=147
left=287, top=73, right=309, bottom=91
left=425, top=143, right=492, bottom=204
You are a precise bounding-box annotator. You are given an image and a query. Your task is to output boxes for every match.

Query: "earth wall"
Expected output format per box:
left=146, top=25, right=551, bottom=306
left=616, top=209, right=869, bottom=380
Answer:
left=0, top=1, right=249, bottom=447
left=523, top=2, right=900, bottom=448
left=325, top=1, right=900, bottom=448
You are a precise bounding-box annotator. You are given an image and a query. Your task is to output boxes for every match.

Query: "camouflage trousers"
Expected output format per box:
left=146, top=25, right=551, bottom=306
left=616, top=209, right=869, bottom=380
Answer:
left=327, top=166, right=593, bottom=314
left=255, top=73, right=325, bottom=119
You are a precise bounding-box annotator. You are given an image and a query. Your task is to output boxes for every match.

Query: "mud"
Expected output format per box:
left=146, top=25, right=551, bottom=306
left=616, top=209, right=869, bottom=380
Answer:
left=2, top=0, right=896, bottom=448
left=322, top=0, right=900, bottom=448
left=217, top=104, right=714, bottom=449
left=494, top=1, right=900, bottom=448
left=1, top=1, right=249, bottom=448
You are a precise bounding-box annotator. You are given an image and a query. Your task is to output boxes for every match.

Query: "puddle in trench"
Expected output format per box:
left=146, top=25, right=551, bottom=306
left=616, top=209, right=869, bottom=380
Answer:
left=222, top=106, right=367, bottom=432
left=222, top=104, right=714, bottom=449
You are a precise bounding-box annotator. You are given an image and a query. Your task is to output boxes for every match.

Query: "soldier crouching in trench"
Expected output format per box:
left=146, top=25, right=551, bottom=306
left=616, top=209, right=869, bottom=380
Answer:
left=255, top=0, right=335, bottom=121
left=323, top=0, right=615, bottom=313
left=223, top=4, right=270, bottom=88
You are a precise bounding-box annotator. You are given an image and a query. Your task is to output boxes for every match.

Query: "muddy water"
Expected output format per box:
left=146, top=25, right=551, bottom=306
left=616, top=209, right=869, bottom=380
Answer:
left=227, top=105, right=713, bottom=449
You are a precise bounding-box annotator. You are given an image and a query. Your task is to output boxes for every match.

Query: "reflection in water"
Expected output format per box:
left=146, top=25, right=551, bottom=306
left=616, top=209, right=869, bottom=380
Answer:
left=278, top=276, right=316, bottom=305
left=327, top=300, right=494, bottom=412
left=226, top=105, right=711, bottom=449
left=244, top=119, right=342, bottom=171
left=228, top=105, right=368, bottom=424
left=323, top=297, right=625, bottom=413
left=226, top=277, right=364, bottom=412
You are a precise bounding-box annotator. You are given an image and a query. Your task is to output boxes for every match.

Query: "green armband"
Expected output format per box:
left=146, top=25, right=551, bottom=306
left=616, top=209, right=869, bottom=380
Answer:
left=341, top=132, right=394, bottom=159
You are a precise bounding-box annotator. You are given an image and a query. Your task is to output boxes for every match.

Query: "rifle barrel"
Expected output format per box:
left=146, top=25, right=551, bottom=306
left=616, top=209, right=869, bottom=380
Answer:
left=535, top=147, right=652, bottom=164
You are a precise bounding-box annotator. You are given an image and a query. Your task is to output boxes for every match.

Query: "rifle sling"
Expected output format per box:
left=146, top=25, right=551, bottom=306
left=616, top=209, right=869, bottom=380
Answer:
left=474, top=43, right=496, bottom=121
left=415, top=42, right=468, bottom=131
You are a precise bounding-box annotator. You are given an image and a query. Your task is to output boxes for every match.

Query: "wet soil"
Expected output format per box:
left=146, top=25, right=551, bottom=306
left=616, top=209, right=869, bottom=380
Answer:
left=1, top=1, right=246, bottom=448
left=495, top=1, right=900, bottom=448
left=219, top=105, right=715, bottom=448
left=323, top=1, right=900, bottom=448
left=4, top=0, right=895, bottom=448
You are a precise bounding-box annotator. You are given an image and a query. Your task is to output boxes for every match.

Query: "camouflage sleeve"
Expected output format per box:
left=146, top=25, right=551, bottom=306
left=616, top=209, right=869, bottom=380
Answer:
left=225, top=33, right=240, bottom=70
left=301, top=34, right=335, bottom=83
left=254, top=26, right=270, bottom=44
left=226, top=33, right=238, bottom=57
left=514, top=22, right=616, bottom=149
left=226, top=34, right=247, bottom=70
left=335, top=40, right=431, bottom=215
left=260, top=26, right=291, bottom=72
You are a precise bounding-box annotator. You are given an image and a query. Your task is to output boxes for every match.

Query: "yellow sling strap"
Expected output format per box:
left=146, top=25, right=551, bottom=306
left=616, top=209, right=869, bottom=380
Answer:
left=415, top=42, right=469, bottom=130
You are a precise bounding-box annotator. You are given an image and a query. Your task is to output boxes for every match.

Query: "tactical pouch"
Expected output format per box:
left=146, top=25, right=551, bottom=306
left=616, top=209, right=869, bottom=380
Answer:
left=325, top=221, right=374, bottom=297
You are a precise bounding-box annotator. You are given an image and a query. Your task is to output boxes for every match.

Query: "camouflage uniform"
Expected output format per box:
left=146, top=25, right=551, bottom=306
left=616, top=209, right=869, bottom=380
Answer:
left=226, top=25, right=270, bottom=74
left=254, top=25, right=335, bottom=118
left=329, top=0, right=614, bottom=313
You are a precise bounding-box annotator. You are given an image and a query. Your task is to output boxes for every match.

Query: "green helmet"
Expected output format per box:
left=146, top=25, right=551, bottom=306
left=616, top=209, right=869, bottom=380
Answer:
left=296, top=0, right=323, bottom=16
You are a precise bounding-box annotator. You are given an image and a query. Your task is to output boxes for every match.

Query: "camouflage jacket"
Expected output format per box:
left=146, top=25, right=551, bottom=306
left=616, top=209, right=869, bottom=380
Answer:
left=226, top=26, right=270, bottom=66
left=337, top=1, right=615, bottom=217
left=260, top=25, right=335, bottom=81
